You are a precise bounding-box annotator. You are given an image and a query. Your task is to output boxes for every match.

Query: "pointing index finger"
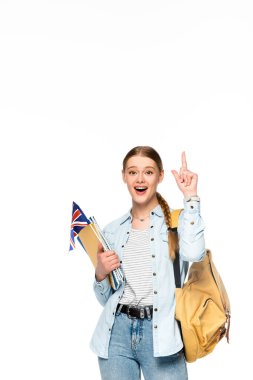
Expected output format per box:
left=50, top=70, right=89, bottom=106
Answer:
left=181, top=151, right=187, bottom=169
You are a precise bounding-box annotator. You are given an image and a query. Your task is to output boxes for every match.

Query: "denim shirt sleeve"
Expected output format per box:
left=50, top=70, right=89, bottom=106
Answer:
left=93, top=276, right=113, bottom=306
left=177, top=198, right=206, bottom=262
left=92, top=228, right=114, bottom=306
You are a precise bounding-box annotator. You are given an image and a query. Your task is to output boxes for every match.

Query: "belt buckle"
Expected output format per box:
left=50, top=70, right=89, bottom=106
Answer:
left=127, top=305, right=137, bottom=319
left=145, top=306, right=152, bottom=320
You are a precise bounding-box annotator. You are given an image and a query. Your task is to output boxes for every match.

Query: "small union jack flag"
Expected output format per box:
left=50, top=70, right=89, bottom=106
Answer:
left=69, top=201, right=90, bottom=251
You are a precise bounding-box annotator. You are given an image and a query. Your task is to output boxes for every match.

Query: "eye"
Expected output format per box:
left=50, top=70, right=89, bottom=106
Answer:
left=128, top=170, right=137, bottom=175
left=146, top=170, right=153, bottom=175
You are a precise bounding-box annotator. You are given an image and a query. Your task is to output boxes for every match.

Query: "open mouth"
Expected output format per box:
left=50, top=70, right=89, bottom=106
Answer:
left=134, top=186, right=148, bottom=195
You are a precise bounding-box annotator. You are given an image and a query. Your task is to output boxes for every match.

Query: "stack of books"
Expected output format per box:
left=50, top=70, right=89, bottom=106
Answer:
left=69, top=201, right=124, bottom=290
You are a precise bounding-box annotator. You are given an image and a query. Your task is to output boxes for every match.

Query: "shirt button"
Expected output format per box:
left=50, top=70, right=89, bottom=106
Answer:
left=121, top=245, right=125, bottom=248
left=151, top=238, right=154, bottom=241
left=154, top=308, right=158, bottom=312
left=190, top=221, right=194, bottom=225
left=120, top=260, right=122, bottom=264
left=152, top=254, right=155, bottom=258
left=190, top=205, right=194, bottom=209
left=154, top=325, right=158, bottom=329
left=154, top=290, right=158, bottom=294
left=151, top=212, right=154, bottom=215
left=127, top=231, right=129, bottom=234
left=109, top=328, right=111, bottom=332
left=113, top=312, right=115, bottom=315
left=150, top=225, right=154, bottom=228
left=153, top=272, right=156, bottom=276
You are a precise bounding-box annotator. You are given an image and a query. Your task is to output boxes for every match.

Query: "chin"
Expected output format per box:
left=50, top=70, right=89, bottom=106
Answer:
left=133, top=195, right=152, bottom=205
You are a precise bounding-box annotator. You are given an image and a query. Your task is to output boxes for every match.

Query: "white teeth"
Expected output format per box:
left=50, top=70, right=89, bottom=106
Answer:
left=135, top=187, right=147, bottom=190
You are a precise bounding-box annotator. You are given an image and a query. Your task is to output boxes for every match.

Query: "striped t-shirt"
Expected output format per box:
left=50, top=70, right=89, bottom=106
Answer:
left=119, top=227, right=153, bottom=307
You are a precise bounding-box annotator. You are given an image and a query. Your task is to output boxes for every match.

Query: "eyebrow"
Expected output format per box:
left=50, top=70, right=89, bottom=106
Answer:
left=126, top=166, right=156, bottom=170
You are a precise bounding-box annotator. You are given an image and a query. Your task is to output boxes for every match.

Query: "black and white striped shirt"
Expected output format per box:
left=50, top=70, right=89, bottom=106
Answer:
left=119, top=227, right=153, bottom=307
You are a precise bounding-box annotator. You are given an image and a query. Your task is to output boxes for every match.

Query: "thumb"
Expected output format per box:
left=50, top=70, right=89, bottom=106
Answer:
left=171, top=170, right=183, bottom=184
left=97, top=242, right=104, bottom=254
left=171, top=169, right=179, bottom=180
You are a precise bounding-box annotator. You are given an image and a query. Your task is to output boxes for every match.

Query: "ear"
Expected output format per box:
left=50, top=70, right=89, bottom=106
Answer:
left=122, top=169, right=127, bottom=183
left=158, top=170, right=164, bottom=184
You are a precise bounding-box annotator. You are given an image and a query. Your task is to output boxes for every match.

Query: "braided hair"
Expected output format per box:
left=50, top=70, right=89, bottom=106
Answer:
left=156, top=192, right=178, bottom=260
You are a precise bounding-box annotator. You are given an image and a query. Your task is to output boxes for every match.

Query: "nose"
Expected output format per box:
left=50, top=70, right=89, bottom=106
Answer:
left=136, top=173, right=144, bottom=183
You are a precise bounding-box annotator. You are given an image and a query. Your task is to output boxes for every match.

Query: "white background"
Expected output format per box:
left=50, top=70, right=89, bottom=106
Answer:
left=0, top=1, right=252, bottom=379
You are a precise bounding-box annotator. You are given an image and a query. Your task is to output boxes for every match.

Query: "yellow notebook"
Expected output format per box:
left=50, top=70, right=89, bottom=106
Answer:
left=77, top=224, right=100, bottom=267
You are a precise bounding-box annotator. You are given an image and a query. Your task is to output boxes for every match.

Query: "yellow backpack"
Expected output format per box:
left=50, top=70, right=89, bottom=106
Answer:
left=171, top=209, right=231, bottom=363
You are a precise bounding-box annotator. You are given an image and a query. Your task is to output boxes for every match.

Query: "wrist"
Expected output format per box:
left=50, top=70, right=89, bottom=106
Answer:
left=95, top=270, right=107, bottom=282
left=183, top=192, right=197, bottom=197
left=184, top=195, right=200, bottom=202
left=95, top=274, right=107, bottom=282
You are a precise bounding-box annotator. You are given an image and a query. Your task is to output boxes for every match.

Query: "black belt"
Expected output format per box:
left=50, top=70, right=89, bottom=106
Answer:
left=116, top=304, right=153, bottom=319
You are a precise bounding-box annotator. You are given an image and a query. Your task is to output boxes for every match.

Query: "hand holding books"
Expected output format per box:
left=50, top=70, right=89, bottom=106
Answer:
left=95, top=242, right=121, bottom=282
left=69, top=202, right=124, bottom=290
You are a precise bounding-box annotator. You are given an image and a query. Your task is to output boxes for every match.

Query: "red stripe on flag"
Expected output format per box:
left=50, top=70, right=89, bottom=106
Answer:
left=72, top=209, right=81, bottom=222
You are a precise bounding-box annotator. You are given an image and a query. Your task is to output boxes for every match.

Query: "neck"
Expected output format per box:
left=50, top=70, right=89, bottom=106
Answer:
left=131, top=196, right=159, bottom=219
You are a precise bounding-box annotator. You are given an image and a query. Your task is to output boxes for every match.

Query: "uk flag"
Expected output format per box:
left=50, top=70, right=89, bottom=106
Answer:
left=69, top=201, right=90, bottom=251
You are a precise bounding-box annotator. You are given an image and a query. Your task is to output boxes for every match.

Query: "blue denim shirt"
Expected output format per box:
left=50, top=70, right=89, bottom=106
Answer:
left=90, top=199, right=206, bottom=358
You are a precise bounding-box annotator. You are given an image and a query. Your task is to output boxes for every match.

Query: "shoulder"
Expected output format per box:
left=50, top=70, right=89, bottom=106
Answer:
left=103, top=211, right=130, bottom=234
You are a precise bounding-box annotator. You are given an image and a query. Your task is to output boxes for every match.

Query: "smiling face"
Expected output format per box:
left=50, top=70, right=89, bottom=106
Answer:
left=122, top=155, right=164, bottom=208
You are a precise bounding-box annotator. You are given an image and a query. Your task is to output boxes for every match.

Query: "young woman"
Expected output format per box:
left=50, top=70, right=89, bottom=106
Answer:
left=90, top=146, right=206, bottom=380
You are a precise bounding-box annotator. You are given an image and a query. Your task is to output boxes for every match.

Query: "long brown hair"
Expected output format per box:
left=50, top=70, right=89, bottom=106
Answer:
left=122, top=146, right=178, bottom=260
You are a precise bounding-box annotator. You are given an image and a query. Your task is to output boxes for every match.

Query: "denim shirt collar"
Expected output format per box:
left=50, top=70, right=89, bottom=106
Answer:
left=119, top=204, right=164, bottom=225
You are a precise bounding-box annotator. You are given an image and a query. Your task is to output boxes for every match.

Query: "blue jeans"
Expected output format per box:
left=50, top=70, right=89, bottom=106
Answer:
left=98, top=311, right=188, bottom=380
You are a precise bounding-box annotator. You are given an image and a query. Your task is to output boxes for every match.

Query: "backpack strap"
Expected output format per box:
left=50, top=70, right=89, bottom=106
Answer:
left=173, top=251, right=181, bottom=288
left=170, top=209, right=183, bottom=289
left=170, top=208, right=183, bottom=229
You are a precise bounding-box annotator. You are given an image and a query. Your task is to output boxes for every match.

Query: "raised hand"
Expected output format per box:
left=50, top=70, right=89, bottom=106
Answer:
left=171, top=152, right=198, bottom=197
